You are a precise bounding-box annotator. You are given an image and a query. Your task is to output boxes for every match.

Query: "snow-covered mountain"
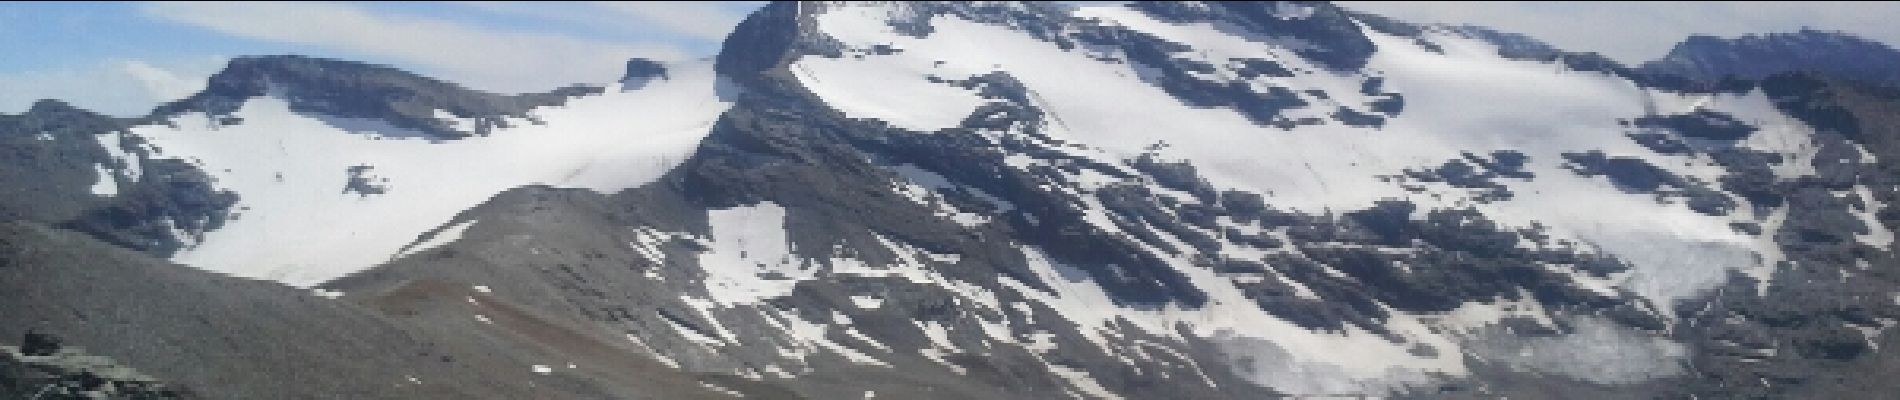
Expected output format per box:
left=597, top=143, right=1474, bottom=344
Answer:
left=127, top=55, right=732, bottom=286
left=5, top=1, right=1900, bottom=399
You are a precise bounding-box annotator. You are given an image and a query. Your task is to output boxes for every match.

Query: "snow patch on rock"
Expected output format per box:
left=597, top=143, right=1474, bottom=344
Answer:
left=793, top=7, right=995, bottom=132
left=698, top=202, right=810, bottom=306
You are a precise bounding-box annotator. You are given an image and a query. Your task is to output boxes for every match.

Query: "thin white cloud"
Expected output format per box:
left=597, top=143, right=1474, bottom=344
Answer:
left=447, top=2, right=753, bottom=44
left=1340, top=1, right=1900, bottom=64
left=0, top=57, right=224, bottom=116
left=444, top=2, right=641, bottom=38
left=142, top=1, right=688, bottom=93
left=120, top=60, right=205, bottom=102
left=590, top=1, right=750, bottom=42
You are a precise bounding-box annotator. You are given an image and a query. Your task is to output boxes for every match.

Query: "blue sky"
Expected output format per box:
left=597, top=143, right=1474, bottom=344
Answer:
left=3, top=2, right=1897, bottom=117
left=0, top=2, right=761, bottom=116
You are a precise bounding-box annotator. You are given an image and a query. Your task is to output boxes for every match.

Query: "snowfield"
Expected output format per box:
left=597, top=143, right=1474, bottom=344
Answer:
left=129, top=60, right=732, bottom=287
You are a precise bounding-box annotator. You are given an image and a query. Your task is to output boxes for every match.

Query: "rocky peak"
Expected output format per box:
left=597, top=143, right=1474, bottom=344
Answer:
left=623, top=57, right=668, bottom=81
left=714, top=1, right=816, bottom=85
left=1643, top=29, right=1900, bottom=86
left=23, top=99, right=96, bottom=118
left=3, top=100, right=122, bottom=140
left=150, top=55, right=604, bottom=138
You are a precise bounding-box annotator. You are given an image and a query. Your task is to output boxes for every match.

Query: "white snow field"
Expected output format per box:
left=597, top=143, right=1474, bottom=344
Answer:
left=129, top=60, right=732, bottom=287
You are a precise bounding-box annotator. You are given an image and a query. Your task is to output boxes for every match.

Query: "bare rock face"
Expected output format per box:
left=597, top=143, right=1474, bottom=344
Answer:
left=623, top=58, right=671, bottom=89
left=1644, top=29, right=1900, bottom=87
left=152, top=55, right=603, bottom=139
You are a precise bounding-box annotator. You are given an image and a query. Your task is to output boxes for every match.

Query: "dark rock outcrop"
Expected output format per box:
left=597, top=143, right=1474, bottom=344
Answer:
left=1644, top=30, right=1900, bottom=87
left=151, top=55, right=604, bottom=138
